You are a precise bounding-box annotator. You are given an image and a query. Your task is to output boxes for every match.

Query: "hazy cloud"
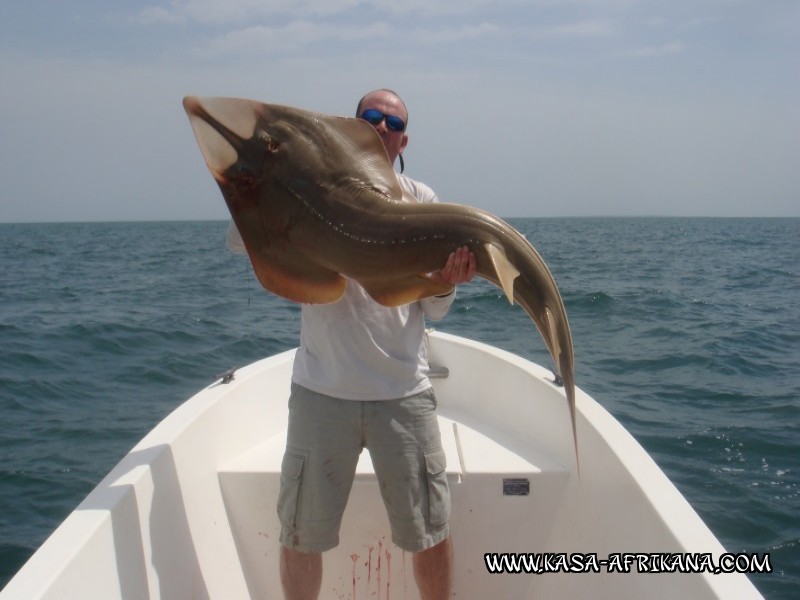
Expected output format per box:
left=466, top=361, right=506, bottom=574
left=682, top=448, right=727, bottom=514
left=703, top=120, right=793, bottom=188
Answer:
left=547, top=19, right=617, bottom=37
left=409, top=23, right=501, bottom=44
left=139, top=0, right=511, bottom=24
left=631, top=41, right=686, bottom=57
left=194, top=20, right=392, bottom=56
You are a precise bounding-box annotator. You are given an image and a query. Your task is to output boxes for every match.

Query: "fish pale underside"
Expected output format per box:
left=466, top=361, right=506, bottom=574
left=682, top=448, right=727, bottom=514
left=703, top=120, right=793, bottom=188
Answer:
left=183, top=96, right=578, bottom=469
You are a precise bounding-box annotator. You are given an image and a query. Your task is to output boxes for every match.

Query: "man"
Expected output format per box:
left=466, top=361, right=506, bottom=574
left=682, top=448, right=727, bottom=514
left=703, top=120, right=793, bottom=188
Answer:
left=231, top=89, right=475, bottom=599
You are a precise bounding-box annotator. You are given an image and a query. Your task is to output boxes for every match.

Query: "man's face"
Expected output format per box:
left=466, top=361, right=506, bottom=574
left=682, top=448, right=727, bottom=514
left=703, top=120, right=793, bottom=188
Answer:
left=358, top=91, right=408, bottom=167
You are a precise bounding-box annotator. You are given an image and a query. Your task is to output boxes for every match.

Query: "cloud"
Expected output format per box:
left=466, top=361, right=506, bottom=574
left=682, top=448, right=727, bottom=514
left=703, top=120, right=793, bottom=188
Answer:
left=191, top=19, right=503, bottom=58
left=631, top=41, right=686, bottom=57
left=139, top=5, right=187, bottom=24
left=547, top=19, right=617, bottom=37
left=409, top=22, right=501, bottom=44
left=369, top=0, right=528, bottom=18
left=194, top=20, right=392, bottom=57
left=139, top=0, right=524, bottom=25
left=140, top=0, right=362, bottom=24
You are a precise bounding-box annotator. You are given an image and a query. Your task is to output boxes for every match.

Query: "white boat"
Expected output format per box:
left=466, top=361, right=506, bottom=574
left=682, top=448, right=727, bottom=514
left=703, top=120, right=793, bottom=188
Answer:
left=1, top=332, right=764, bottom=599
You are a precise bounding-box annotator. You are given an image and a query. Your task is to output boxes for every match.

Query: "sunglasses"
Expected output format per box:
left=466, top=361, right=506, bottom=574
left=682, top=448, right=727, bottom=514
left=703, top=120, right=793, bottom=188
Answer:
left=359, top=109, right=406, bottom=132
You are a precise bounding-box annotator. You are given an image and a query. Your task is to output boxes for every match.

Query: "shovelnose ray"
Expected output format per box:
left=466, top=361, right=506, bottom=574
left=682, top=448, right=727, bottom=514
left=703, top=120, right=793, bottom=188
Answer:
left=183, top=96, right=578, bottom=468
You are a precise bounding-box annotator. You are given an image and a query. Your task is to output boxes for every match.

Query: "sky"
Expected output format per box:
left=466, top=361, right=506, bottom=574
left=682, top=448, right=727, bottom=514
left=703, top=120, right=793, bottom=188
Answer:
left=1, top=0, right=798, bottom=222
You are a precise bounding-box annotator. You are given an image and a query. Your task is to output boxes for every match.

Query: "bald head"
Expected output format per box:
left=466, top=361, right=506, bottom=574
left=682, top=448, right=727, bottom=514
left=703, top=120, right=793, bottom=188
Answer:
left=355, top=89, right=410, bottom=170
left=356, top=89, right=408, bottom=123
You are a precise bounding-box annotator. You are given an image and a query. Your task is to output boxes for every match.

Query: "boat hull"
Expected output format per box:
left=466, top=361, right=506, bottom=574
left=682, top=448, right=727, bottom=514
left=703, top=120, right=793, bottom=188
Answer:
left=1, top=332, right=763, bottom=599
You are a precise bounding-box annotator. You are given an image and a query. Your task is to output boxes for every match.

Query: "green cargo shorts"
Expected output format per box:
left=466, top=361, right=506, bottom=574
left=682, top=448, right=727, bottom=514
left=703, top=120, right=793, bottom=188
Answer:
left=277, top=383, right=450, bottom=553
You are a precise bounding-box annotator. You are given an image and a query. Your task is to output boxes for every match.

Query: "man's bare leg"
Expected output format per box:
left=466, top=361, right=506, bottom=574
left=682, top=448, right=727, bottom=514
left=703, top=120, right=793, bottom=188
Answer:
left=413, top=536, right=453, bottom=599
left=280, top=546, right=322, bottom=600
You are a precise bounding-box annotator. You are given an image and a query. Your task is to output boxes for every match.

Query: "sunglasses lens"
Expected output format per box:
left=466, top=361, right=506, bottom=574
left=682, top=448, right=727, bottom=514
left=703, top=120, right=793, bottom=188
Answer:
left=385, top=115, right=406, bottom=132
left=360, top=109, right=405, bottom=132
left=360, top=109, right=384, bottom=125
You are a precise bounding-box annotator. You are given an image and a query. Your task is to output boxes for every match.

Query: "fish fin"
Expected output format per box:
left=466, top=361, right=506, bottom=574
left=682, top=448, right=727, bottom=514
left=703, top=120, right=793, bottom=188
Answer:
left=187, top=115, right=237, bottom=175
left=189, top=96, right=259, bottom=139
left=484, top=243, right=520, bottom=305
left=245, top=247, right=346, bottom=304
left=547, top=306, right=578, bottom=473
left=359, top=274, right=454, bottom=307
left=544, top=307, right=562, bottom=361
left=184, top=96, right=259, bottom=176
left=320, top=116, right=406, bottom=203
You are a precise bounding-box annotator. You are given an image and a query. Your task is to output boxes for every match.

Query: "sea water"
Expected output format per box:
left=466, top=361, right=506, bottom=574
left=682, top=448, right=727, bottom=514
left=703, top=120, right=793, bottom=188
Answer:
left=1, top=218, right=797, bottom=597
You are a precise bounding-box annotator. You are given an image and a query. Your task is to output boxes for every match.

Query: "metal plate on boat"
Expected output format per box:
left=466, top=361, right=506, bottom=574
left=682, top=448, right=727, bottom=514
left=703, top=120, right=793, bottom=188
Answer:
left=503, top=478, right=530, bottom=496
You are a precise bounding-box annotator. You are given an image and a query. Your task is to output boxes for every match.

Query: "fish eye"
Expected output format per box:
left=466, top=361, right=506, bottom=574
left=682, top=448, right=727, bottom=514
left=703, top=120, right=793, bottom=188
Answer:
left=257, top=131, right=280, bottom=153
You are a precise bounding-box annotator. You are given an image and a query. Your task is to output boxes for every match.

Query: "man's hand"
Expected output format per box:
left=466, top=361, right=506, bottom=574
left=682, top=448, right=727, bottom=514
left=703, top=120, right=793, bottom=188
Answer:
left=430, top=246, right=477, bottom=292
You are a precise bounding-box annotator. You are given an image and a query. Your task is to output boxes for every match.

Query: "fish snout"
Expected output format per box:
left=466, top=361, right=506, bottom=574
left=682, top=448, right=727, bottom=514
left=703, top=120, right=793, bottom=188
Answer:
left=183, top=96, right=261, bottom=178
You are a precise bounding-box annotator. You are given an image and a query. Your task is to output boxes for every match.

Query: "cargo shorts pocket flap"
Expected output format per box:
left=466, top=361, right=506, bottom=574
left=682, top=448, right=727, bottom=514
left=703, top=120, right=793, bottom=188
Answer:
left=281, top=452, right=304, bottom=480
left=278, top=452, right=305, bottom=526
left=424, top=448, right=450, bottom=527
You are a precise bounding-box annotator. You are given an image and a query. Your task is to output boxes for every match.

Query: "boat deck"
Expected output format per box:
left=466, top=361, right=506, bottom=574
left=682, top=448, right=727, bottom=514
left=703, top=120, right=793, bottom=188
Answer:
left=219, top=414, right=570, bottom=599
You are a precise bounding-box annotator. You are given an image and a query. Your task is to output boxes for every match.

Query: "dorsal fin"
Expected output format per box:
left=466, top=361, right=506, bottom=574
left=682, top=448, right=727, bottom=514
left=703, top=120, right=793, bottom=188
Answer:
left=317, top=115, right=405, bottom=203
left=484, top=242, right=520, bottom=304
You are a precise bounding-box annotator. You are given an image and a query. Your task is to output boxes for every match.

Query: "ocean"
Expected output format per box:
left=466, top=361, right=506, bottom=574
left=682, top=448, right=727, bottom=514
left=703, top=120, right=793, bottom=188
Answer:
left=1, top=218, right=797, bottom=597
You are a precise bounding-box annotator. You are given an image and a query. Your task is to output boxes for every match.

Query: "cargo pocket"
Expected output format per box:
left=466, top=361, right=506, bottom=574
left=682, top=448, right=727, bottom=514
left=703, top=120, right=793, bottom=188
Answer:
left=424, top=448, right=450, bottom=527
left=277, top=452, right=305, bottom=527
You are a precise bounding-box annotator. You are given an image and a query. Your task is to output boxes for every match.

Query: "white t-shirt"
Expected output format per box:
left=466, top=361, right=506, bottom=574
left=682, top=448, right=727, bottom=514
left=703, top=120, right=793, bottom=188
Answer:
left=227, top=174, right=455, bottom=400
